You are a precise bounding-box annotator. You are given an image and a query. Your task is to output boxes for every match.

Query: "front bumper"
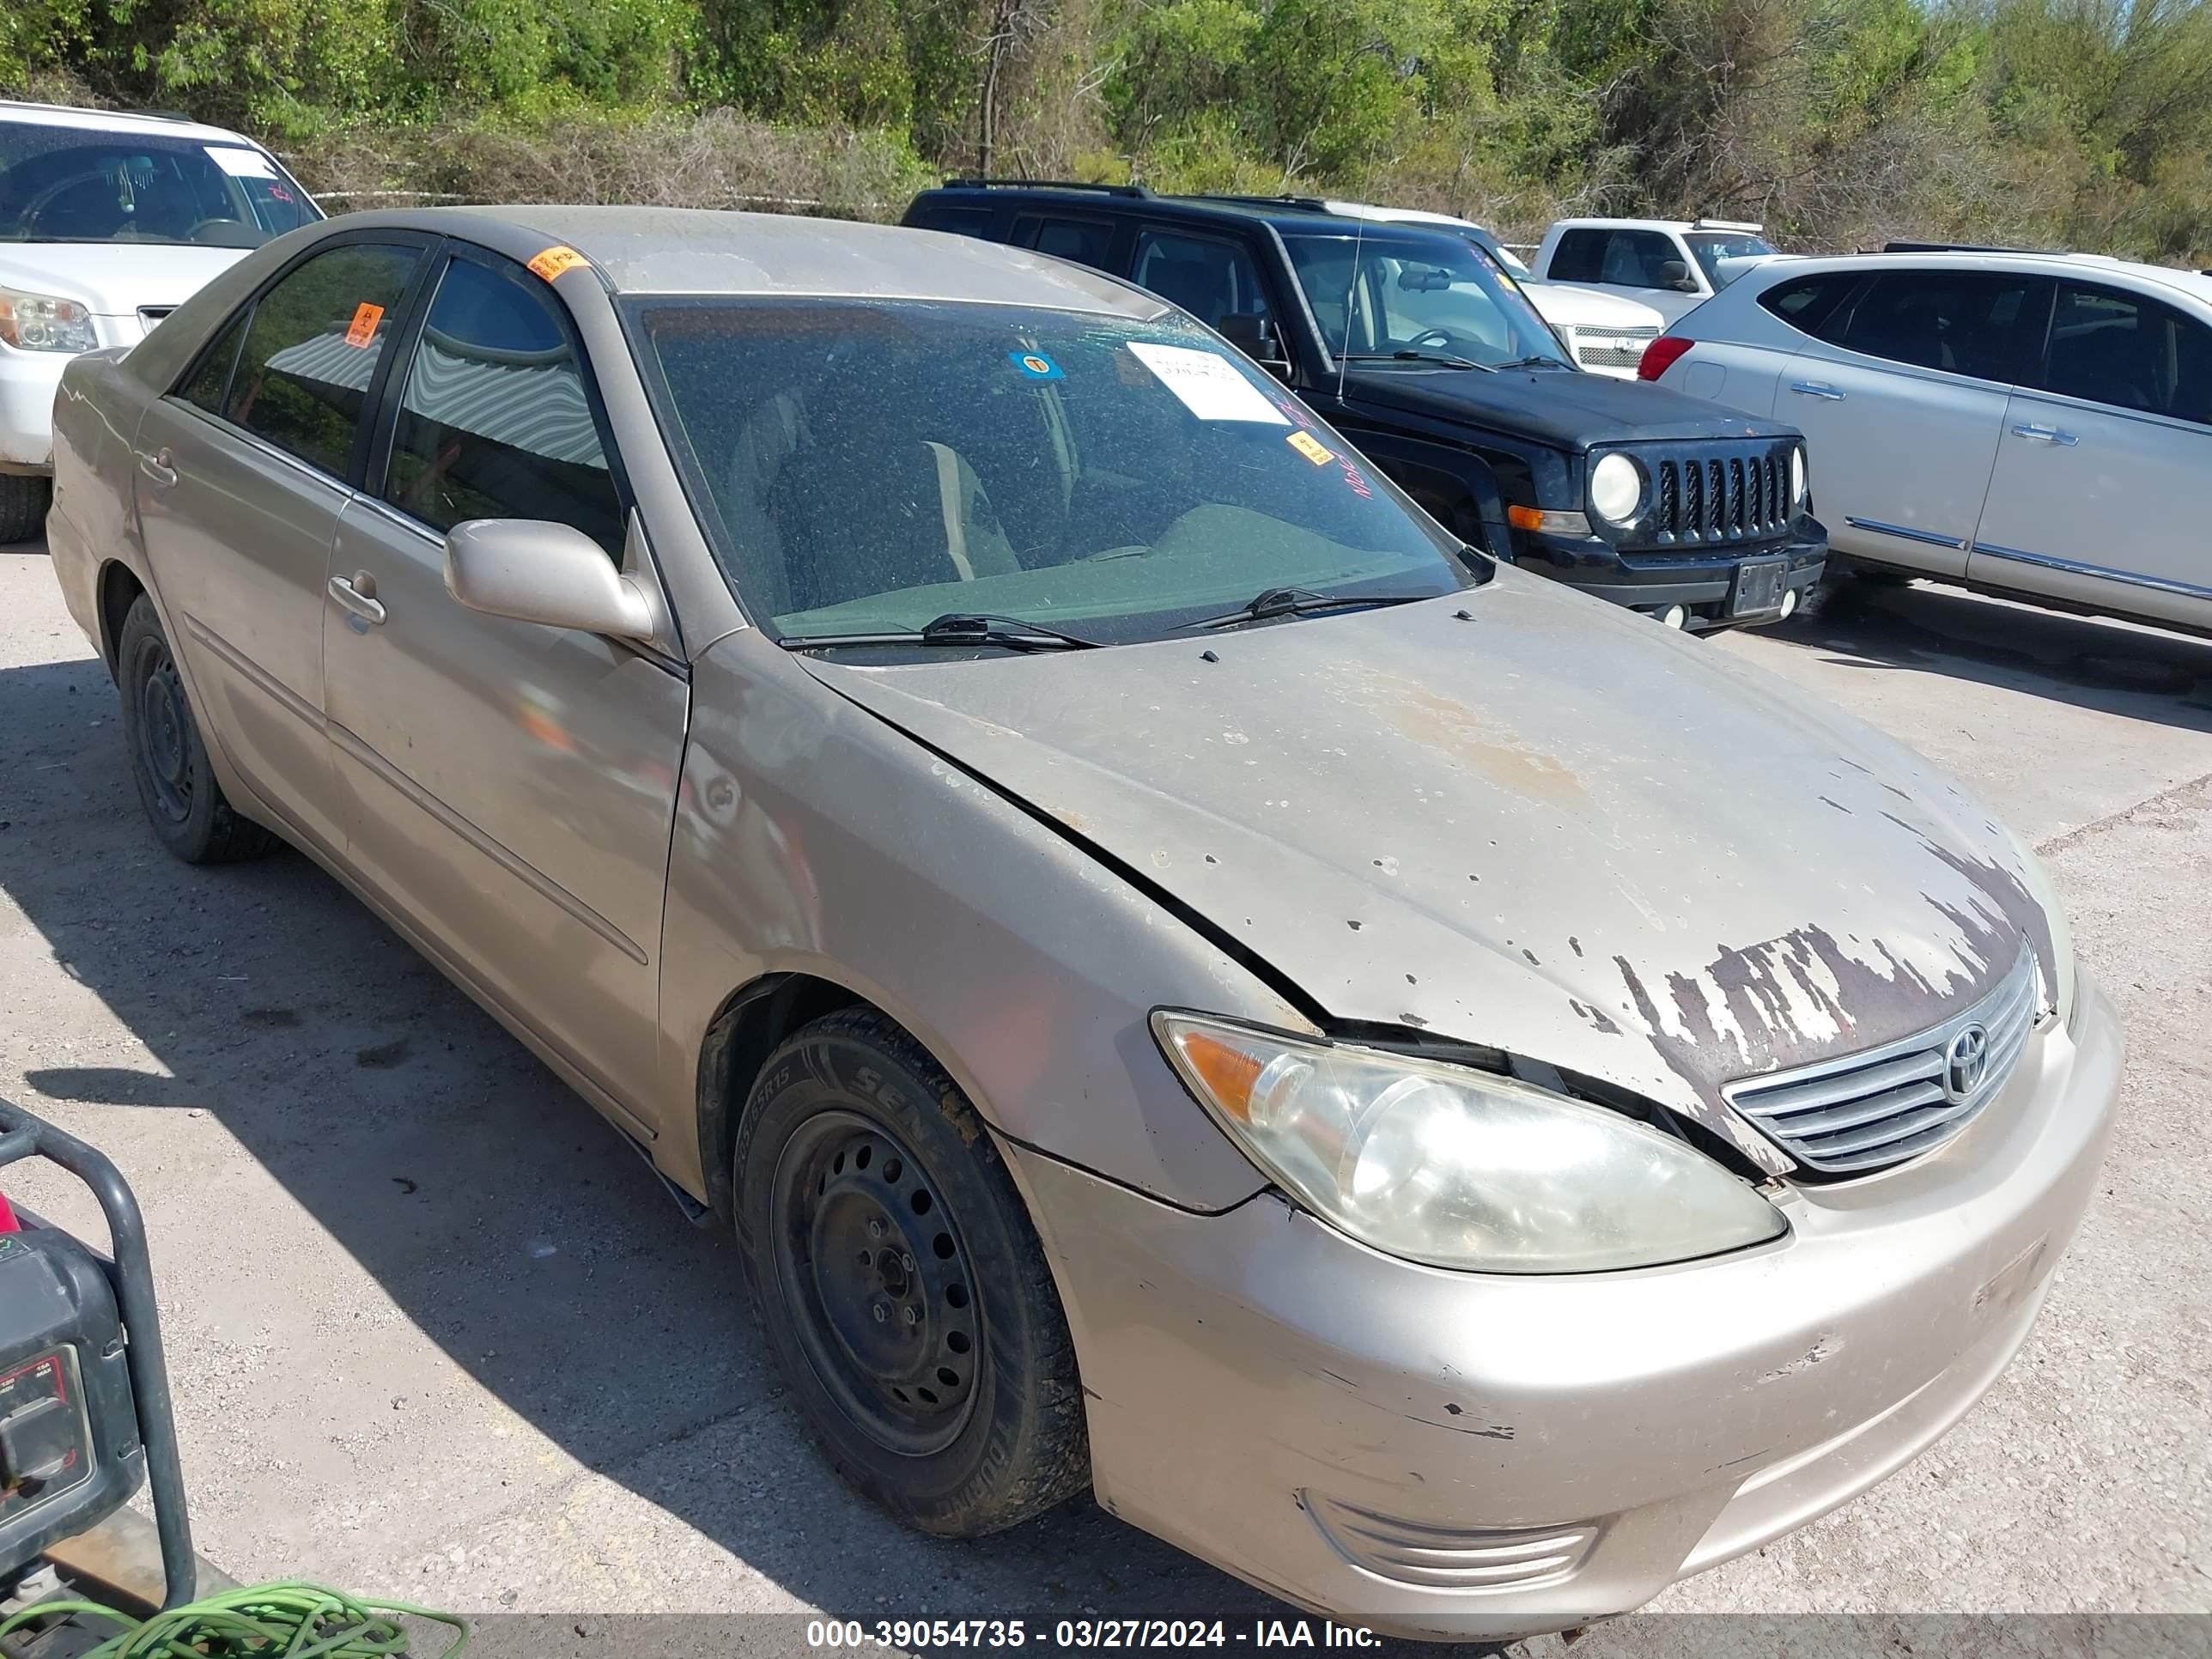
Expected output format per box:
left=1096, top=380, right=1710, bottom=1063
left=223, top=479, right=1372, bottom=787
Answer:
left=1010, top=973, right=2122, bottom=1642
left=0, top=345, right=72, bottom=472
left=1513, top=525, right=1827, bottom=631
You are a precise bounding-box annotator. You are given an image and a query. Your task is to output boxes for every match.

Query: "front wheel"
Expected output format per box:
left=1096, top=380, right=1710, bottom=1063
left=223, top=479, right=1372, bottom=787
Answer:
left=735, top=1009, right=1089, bottom=1536
left=115, top=595, right=277, bottom=864
left=0, top=475, right=49, bottom=544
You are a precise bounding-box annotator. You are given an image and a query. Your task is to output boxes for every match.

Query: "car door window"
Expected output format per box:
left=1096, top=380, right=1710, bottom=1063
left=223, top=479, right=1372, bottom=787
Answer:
left=1012, top=215, right=1115, bottom=271
left=381, top=254, right=626, bottom=556
left=222, top=242, right=421, bottom=477
left=1830, top=271, right=2044, bottom=383
left=1547, top=230, right=1610, bottom=284
left=2043, top=283, right=2212, bottom=426
left=910, top=205, right=991, bottom=237
left=1599, top=230, right=1683, bottom=288
left=1758, top=272, right=1863, bottom=337
left=176, top=311, right=249, bottom=416
left=1131, top=230, right=1273, bottom=331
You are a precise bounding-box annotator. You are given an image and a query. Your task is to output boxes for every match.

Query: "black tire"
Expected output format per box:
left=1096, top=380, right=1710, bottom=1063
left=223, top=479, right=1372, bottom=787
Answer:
left=115, top=595, right=278, bottom=864
left=0, top=475, right=49, bottom=544
left=735, top=1008, right=1089, bottom=1537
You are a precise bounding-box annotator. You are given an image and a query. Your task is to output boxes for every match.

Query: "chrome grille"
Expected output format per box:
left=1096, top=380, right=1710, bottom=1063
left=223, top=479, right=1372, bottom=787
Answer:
left=1723, top=948, right=2041, bottom=1175
left=1613, top=436, right=1797, bottom=553
left=1573, top=325, right=1659, bottom=369
left=1304, top=1493, right=1595, bottom=1590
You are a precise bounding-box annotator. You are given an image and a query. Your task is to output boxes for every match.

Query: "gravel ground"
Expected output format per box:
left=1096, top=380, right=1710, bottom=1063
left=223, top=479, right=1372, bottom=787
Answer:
left=0, top=536, right=2205, bottom=1655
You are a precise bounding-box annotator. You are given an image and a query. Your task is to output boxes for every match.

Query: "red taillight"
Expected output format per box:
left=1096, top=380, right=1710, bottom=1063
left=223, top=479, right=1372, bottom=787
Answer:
left=1638, top=336, right=1695, bottom=382
left=0, top=1192, right=19, bottom=1233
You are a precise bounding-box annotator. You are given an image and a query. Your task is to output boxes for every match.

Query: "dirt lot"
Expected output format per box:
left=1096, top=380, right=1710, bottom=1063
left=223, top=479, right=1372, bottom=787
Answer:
left=1, top=533, right=2207, bottom=1650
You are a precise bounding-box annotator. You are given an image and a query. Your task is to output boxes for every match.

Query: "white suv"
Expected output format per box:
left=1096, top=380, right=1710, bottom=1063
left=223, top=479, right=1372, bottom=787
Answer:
left=1317, top=202, right=1667, bottom=378
left=0, top=100, right=319, bottom=540
left=1531, top=219, right=1783, bottom=325
left=1639, top=249, right=2212, bottom=635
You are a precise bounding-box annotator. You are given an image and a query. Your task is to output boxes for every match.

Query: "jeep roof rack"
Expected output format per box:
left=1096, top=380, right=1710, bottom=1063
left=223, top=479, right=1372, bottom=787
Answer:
left=940, top=179, right=1152, bottom=197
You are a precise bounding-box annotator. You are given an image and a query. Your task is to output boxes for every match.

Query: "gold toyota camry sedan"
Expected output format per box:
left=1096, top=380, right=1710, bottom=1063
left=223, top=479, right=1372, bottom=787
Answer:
left=44, top=206, right=2121, bottom=1640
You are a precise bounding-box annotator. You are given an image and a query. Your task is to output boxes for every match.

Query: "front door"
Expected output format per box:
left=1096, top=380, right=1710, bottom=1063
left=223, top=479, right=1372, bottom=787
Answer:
left=133, top=236, right=428, bottom=854
left=1784, top=268, right=2050, bottom=578
left=1968, top=279, right=2212, bottom=631
left=320, top=247, right=688, bottom=1125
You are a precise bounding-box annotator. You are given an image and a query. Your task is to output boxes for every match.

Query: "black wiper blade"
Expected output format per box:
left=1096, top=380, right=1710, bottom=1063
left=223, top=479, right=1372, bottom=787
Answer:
left=1343, top=349, right=1495, bottom=372
left=1498, top=355, right=1571, bottom=369
left=778, top=612, right=1103, bottom=652
left=1177, top=586, right=1435, bottom=631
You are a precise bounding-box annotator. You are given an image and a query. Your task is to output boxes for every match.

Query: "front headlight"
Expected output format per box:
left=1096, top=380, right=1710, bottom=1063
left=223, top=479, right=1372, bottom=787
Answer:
left=1589, top=453, right=1644, bottom=524
left=1153, top=1012, right=1786, bottom=1273
left=1790, top=443, right=1808, bottom=507
left=0, top=286, right=98, bottom=354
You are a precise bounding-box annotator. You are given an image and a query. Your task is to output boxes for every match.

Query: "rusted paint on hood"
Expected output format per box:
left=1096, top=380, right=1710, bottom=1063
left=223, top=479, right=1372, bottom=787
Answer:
left=798, top=567, right=2054, bottom=1163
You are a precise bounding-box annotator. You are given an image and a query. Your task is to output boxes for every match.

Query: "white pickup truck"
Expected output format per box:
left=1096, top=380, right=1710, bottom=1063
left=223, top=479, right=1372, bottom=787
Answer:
left=1318, top=202, right=1667, bottom=378
left=1530, top=218, right=1783, bottom=325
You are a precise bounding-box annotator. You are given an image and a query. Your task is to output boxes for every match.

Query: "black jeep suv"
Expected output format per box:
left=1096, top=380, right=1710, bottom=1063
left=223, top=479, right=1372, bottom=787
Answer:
left=904, top=183, right=1827, bottom=631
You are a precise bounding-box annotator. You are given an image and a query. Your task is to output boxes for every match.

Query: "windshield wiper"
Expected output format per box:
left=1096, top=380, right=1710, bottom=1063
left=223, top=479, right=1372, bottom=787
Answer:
left=778, top=612, right=1104, bottom=653
left=1177, top=586, right=1436, bottom=632
left=1342, top=349, right=1496, bottom=372
left=1498, top=355, right=1571, bottom=370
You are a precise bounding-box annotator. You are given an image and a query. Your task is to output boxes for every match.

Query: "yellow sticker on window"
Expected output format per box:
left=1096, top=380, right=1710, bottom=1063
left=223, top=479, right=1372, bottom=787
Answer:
left=527, top=246, right=590, bottom=283
left=343, top=302, right=384, bottom=349
left=1286, top=429, right=1334, bottom=465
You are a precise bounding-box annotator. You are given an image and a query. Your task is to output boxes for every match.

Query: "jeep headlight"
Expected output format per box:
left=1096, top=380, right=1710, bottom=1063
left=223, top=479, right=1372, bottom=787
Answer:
left=0, top=287, right=98, bottom=354
left=1154, top=1012, right=1786, bottom=1273
left=1589, top=453, right=1644, bottom=525
left=1790, top=443, right=1808, bottom=507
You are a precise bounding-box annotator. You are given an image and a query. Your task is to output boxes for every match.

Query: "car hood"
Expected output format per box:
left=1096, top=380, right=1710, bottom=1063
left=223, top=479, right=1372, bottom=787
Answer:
left=797, top=568, right=2052, bottom=1169
left=1523, top=283, right=1666, bottom=330
left=1339, top=361, right=1798, bottom=449
left=0, top=244, right=247, bottom=316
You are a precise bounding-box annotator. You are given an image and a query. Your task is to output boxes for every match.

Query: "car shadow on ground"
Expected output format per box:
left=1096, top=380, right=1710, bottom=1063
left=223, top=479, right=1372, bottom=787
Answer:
left=0, top=650, right=1489, bottom=1647
left=1759, top=578, right=2212, bottom=735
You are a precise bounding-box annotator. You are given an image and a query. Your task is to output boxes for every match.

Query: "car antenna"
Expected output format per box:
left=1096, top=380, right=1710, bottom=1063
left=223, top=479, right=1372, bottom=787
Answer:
left=1336, top=213, right=1365, bottom=402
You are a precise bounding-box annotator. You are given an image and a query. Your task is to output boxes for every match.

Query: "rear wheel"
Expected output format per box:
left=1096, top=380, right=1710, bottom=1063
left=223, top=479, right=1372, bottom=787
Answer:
left=735, top=1009, right=1089, bottom=1536
left=116, top=595, right=277, bottom=864
left=0, top=475, right=49, bottom=544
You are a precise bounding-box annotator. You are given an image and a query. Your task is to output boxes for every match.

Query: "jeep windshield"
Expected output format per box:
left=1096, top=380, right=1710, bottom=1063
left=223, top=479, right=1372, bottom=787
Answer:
left=629, top=298, right=1483, bottom=649
left=1280, top=229, right=1571, bottom=369
left=0, top=124, right=318, bottom=247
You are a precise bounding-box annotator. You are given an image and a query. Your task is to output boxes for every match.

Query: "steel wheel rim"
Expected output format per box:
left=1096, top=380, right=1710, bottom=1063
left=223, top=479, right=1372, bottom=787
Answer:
left=134, top=642, right=194, bottom=824
left=770, top=1108, right=981, bottom=1456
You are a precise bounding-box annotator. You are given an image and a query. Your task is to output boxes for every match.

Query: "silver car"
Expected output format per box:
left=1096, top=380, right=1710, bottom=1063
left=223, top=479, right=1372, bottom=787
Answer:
left=45, top=207, right=2122, bottom=1641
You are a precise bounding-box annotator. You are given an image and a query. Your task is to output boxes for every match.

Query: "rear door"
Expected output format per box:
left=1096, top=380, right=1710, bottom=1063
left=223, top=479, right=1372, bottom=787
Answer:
left=1783, top=267, right=2050, bottom=578
left=1968, top=279, right=2212, bottom=629
left=320, top=244, right=687, bottom=1125
left=133, top=232, right=431, bottom=854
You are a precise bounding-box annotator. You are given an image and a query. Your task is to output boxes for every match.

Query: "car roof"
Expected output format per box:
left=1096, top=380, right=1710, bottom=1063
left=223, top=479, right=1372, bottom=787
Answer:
left=913, top=183, right=1474, bottom=246
left=1731, top=248, right=2212, bottom=311
left=331, top=204, right=1176, bottom=316
left=0, top=98, right=268, bottom=149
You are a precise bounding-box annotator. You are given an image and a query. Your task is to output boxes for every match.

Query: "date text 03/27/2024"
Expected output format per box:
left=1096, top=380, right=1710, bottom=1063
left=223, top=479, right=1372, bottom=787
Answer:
left=805, top=1620, right=1384, bottom=1650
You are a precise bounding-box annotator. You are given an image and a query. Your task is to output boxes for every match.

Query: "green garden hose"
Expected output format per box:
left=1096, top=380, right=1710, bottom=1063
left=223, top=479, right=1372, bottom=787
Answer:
left=0, top=1581, right=467, bottom=1657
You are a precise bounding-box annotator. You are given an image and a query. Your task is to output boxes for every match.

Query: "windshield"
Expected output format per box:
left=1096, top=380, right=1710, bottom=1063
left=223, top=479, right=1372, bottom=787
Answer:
left=1281, top=230, right=1571, bottom=368
left=0, top=124, right=319, bottom=247
left=1685, top=232, right=1775, bottom=290
left=627, top=299, right=1480, bottom=646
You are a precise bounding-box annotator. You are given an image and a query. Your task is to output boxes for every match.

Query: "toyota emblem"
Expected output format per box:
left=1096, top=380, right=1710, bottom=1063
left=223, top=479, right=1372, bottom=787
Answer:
left=1945, top=1024, right=1990, bottom=1100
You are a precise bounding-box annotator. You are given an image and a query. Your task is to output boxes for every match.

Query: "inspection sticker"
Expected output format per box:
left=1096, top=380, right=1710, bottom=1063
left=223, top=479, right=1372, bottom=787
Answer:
left=1286, top=429, right=1334, bottom=465
left=343, top=302, right=384, bottom=349
left=205, top=146, right=277, bottom=179
left=1008, top=350, right=1063, bottom=380
left=526, top=245, right=591, bottom=283
left=1126, top=343, right=1290, bottom=424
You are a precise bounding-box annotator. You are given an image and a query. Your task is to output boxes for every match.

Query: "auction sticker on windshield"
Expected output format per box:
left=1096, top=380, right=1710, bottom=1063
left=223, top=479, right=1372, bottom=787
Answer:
left=204, top=147, right=277, bottom=179
left=1126, top=343, right=1290, bottom=424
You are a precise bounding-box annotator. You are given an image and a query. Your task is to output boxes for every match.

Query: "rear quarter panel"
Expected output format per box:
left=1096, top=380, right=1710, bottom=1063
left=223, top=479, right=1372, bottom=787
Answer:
left=46, top=349, right=156, bottom=665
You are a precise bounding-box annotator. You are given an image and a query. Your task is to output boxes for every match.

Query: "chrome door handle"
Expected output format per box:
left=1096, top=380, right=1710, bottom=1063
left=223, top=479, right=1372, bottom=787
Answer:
left=1788, top=381, right=1846, bottom=401
left=2011, top=423, right=2078, bottom=446
left=327, top=573, right=386, bottom=627
left=137, top=448, right=177, bottom=488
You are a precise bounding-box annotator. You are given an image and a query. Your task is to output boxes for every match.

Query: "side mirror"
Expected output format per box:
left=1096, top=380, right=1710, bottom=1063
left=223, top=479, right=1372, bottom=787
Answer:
left=443, top=519, right=657, bottom=641
left=1658, top=259, right=1699, bottom=293
left=1218, top=312, right=1290, bottom=374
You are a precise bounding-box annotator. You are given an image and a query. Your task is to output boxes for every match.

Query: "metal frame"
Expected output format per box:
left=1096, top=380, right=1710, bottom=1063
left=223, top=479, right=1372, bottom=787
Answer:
left=0, top=1101, right=196, bottom=1611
